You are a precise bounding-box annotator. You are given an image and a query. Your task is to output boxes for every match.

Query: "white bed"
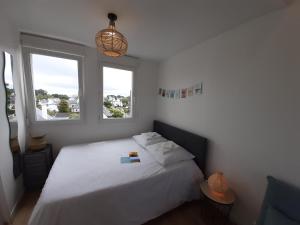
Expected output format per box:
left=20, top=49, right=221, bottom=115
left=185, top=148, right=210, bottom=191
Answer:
left=29, top=138, right=204, bottom=225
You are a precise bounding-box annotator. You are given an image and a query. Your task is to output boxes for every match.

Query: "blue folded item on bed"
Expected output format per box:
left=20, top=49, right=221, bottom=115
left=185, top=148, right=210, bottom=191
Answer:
left=120, top=157, right=140, bottom=163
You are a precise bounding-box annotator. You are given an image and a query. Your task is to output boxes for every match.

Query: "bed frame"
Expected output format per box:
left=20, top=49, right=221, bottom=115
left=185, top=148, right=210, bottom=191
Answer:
left=153, top=120, right=208, bottom=176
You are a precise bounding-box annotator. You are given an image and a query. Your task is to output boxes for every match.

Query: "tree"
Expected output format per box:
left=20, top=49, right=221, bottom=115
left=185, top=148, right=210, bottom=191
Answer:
left=109, top=108, right=124, bottom=118
left=5, top=84, right=14, bottom=105
left=51, top=94, right=69, bottom=100
left=58, top=100, right=70, bottom=113
left=107, top=95, right=117, bottom=100
left=47, top=109, right=56, bottom=117
left=124, top=108, right=129, bottom=114
left=121, top=97, right=129, bottom=107
left=35, top=89, right=49, bottom=101
left=104, top=99, right=113, bottom=109
left=36, top=102, right=42, bottom=110
left=35, top=89, right=48, bottom=96
left=5, top=84, right=15, bottom=116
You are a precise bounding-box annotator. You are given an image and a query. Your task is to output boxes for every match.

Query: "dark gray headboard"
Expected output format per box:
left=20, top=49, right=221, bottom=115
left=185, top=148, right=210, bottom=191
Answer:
left=153, top=120, right=208, bottom=176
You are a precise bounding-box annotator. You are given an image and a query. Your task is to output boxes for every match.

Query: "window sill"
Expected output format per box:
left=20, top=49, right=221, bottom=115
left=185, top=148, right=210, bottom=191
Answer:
left=30, top=119, right=84, bottom=126
left=99, top=117, right=136, bottom=124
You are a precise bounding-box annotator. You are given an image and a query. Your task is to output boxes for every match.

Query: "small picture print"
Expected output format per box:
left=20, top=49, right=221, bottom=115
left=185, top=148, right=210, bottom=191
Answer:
left=181, top=88, right=187, bottom=98
left=175, top=90, right=180, bottom=99
left=166, top=90, right=170, bottom=98
left=188, top=87, right=194, bottom=97
left=162, top=89, right=166, bottom=97
left=170, top=90, right=175, bottom=99
left=158, top=88, right=162, bottom=95
left=194, top=83, right=203, bottom=95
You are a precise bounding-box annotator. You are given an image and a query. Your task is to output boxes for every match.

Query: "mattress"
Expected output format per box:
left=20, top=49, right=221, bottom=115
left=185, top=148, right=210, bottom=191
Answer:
left=29, top=138, right=204, bottom=225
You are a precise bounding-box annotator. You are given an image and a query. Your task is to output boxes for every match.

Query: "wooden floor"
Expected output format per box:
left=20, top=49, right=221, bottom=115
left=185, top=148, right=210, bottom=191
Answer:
left=12, top=192, right=235, bottom=225
left=12, top=192, right=40, bottom=225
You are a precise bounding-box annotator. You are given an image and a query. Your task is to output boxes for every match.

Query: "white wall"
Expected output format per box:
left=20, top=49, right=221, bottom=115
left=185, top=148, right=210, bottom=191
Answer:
left=156, top=2, right=300, bottom=225
left=22, top=35, right=159, bottom=154
left=0, top=52, right=10, bottom=224
left=0, top=174, right=10, bottom=224
left=0, top=14, right=26, bottom=220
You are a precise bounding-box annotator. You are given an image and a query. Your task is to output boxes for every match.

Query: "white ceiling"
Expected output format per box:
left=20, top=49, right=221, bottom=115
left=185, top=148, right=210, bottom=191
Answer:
left=1, top=0, right=287, bottom=61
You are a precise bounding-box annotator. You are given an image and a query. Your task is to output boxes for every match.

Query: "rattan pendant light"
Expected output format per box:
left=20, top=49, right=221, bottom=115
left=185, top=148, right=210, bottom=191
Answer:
left=95, top=13, right=128, bottom=57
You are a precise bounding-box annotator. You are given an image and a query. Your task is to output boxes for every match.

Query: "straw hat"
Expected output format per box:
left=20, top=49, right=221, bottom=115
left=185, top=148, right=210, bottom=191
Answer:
left=200, top=172, right=235, bottom=204
left=29, top=134, right=47, bottom=151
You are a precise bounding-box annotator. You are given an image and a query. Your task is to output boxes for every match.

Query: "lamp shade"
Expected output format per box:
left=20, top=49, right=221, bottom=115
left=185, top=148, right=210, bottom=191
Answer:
left=95, top=13, right=128, bottom=57
left=208, top=172, right=229, bottom=194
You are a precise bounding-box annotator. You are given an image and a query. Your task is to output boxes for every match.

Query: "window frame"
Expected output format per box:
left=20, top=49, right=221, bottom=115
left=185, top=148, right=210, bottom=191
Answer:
left=22, top=47, right=84, bottom=124
left=100, top=62, right=136, bottom=122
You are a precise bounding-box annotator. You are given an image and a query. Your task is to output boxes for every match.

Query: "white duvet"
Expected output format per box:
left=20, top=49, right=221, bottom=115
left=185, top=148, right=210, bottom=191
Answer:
left=29, top=138, right=203, bottom=225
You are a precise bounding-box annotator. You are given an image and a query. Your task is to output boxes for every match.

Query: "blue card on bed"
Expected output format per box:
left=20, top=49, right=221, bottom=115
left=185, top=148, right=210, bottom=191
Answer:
left=120, top=157, right=131, bottom=164
left=120, top=156, right=141, bottom=163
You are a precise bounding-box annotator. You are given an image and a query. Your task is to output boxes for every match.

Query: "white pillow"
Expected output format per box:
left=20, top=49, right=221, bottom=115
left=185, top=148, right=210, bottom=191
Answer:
left=133, top=133, right=166, bottom=148
left=140, top=132, right=161, bottom=140
left=146, top=141, right=195, bottom=166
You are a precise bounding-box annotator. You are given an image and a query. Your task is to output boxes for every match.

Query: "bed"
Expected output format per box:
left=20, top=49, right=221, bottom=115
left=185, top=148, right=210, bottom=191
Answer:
left=29, top=121, right=208, bottom=225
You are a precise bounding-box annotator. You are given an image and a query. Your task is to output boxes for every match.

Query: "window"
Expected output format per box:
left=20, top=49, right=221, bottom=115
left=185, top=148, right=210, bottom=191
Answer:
left=102, top=66, right=134, bottom=119
left=29, top=52, right=82, bottom=121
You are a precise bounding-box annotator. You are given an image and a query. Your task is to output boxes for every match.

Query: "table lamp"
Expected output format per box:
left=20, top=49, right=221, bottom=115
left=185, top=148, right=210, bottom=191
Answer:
left=208, top=171, right=229, bottom=197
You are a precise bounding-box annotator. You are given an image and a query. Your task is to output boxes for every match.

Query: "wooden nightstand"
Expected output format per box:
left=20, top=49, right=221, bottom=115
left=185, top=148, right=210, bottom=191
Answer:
left=200, top=180, right=235, bottom=221
left=23, top=144, right=54, bottom=191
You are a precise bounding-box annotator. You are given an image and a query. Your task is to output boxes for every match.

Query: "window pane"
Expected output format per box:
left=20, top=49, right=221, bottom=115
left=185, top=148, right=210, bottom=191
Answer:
left=103, top=67, right=133, bottom=119
left=4, top=52, right=17, bottom=122
left=31, top=54, right=80, bottom=121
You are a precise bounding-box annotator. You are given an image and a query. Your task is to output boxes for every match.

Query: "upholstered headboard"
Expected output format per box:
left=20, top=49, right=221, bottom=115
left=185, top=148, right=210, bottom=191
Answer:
left=153, top=120, right=208, bottom=176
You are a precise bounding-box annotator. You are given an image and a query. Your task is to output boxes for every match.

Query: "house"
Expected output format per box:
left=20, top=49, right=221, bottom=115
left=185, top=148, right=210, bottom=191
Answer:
left=111, top=98, right=123, bottom=107
left=1, top=1, right=300, bottom=225
left=70, top=104, right=80, bottom=113
left=69, top=97, right=80, bottom=113
left=39, top=98, right=60, bottom=112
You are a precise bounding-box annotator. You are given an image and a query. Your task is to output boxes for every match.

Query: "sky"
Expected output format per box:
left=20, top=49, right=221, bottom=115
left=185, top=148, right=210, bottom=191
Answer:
left=103, top=67, right=132, bottom=97
left=31, top=54, right=79, bottom=96
left=31, top=54, right=132, bottom=98
left=4, top=52, right=14, bottom=89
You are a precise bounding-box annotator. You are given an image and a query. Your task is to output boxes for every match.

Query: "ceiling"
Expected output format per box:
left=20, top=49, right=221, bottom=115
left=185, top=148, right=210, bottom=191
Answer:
left=1, top=0, right=288, bottom=61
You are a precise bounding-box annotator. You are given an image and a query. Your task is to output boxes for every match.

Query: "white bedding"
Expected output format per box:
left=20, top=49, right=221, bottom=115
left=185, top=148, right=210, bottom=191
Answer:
left=29, top=138, right=204, bottom=225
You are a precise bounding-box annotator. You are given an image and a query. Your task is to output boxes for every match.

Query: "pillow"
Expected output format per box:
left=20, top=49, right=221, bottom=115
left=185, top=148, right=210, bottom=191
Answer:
left=133, top=133, right=166, bottom=148
left=141, top=132, right=162, bottom=139
left=146, top=141, right=195, bottom=166
left=264, top=206, right=300, bottom=225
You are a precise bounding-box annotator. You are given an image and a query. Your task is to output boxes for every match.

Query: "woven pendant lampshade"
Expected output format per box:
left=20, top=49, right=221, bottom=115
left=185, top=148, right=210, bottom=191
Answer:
left=95, top=13, right=128, bottom=57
